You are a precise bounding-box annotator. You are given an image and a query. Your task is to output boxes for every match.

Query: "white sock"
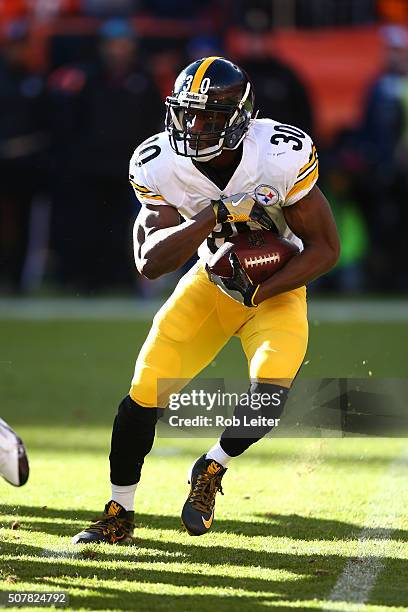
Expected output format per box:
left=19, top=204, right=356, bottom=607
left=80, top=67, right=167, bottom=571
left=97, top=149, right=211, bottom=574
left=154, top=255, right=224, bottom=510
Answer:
left=111, top=483, right=138, bottom=511
left=206, top=441, right=233, bottom=468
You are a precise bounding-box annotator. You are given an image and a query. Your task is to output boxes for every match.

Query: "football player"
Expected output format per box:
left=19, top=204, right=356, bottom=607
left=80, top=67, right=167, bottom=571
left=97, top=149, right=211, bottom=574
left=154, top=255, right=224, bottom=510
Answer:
left=0, top=418, right=29, bottom=487
left=73, top=57, right=339, bottom=543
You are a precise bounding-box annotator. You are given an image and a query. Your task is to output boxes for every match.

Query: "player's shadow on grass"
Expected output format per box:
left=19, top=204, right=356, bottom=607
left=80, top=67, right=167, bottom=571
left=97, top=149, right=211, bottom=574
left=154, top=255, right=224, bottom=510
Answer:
left=1, top=504, right=408, bottom=543
left=0, top=539, right=407, bottom=610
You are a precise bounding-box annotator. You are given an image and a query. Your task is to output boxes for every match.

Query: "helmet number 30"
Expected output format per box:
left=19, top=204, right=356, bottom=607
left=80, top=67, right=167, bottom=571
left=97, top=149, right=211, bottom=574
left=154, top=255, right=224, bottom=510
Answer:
left=200, top=77, right=211, bottom=94
left=182, top=75, right=193, bottom=91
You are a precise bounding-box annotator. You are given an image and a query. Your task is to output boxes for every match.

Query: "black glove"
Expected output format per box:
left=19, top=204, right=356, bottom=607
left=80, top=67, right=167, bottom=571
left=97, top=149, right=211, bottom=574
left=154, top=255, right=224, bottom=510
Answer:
left=206, top=251, right=260, bottom=307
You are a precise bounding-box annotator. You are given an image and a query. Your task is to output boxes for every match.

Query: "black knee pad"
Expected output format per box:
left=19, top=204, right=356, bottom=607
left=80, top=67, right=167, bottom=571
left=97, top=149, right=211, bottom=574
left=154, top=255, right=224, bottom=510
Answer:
left=109, top=395, right=162, bottom=485
left=220, top=382, right=289, bottom=457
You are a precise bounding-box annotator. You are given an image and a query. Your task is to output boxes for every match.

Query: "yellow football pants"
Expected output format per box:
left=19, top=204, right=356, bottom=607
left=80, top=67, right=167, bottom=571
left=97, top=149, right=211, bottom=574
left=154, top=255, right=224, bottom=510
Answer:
left=130, top=263, right=308, bottom=408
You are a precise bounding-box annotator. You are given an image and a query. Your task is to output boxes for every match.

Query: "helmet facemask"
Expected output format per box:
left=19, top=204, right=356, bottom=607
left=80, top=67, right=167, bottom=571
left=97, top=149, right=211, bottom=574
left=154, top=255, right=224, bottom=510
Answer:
left=166, top=81, right=253, bottom=161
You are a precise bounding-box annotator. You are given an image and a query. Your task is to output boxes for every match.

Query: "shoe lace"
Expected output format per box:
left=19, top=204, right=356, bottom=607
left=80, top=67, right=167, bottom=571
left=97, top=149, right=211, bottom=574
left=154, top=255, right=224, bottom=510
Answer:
left=189, top=471, right=224, bottom=514
left=86, top=514, right=134, bottom=539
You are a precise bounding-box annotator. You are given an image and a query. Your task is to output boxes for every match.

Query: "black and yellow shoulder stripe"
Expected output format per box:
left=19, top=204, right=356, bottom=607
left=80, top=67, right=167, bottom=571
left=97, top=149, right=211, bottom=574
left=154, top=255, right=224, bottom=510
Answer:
left=296, top=145, right=318, bottom=182
left=286, top=146, right=319, bottom=201
left=129, top=179, right=164, bottom=201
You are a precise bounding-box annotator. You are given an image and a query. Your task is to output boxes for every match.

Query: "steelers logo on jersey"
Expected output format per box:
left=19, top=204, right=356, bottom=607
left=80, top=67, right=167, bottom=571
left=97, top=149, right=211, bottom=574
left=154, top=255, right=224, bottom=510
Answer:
left=254, top=185, right=280, bottom=207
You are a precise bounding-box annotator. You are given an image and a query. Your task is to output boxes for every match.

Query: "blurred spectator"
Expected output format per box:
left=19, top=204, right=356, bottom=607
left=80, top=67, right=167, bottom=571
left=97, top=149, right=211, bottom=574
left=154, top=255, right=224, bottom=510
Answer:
left=186, top=34, right=224, bottom=61
left=240, top=56, right=314, bottom=136
left=357, top=25, right=408, bottom=289
left=150, top=35, right=225, bottom=103
left=140, top=0, right=209, bottom=19
left=296, top=0, right=375, bottom=28
left=360, top=26, right=408, bottom=169
left=148, top=44, right=183, bottom=100
left=377, top=0, right=408, bottom=25
left=80, top=0, right=137, bottom=17
left=28, top=0, right=79, bottom=20
left=321, top=163, right=369, bottom=293
left=48, top=18, right=163, bottom=292
left=233, top=0, right=374, bottom=30
left=0, top=19, right=48, bottom=293
left=235, top=0, right=275, bottom=30
left=0, top=0, right=80, bottom=20
left=0, top=0, right=27, bottom=20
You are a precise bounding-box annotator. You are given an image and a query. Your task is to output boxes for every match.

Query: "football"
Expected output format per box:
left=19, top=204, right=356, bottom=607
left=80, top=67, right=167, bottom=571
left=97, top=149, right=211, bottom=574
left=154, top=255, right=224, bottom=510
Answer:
left=207, top=230, right=300, bottom=284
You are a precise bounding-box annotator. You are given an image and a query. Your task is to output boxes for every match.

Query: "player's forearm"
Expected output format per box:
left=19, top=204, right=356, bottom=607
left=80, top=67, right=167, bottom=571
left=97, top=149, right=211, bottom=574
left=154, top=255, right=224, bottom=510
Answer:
left=139, top=207, right=215, bottom=279
left=253, top=242, right=340, bottom=304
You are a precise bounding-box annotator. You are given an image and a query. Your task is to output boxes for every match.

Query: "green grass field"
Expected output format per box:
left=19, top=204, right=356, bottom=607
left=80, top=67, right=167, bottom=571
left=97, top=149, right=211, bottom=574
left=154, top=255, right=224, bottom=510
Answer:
left=1, top=313, right=408, bottom=611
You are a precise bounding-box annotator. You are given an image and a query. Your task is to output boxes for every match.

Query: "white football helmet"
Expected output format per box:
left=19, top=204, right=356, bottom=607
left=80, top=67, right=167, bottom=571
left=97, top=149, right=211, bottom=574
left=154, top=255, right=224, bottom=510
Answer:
left=0, top=418, right=29, bottom=486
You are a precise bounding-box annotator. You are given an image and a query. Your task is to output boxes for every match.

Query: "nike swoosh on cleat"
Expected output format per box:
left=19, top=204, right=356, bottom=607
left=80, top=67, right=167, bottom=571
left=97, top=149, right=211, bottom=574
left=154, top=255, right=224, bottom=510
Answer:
left=202, top=511, right=214, bottom=529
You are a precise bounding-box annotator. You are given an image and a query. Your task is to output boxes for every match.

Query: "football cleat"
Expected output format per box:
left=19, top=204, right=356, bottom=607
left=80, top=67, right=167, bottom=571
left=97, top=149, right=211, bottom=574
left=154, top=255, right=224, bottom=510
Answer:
left=72, top=500, right=134, bottom=544
left=181, top=455, right=227, bottom=536
left=0, top=418, right=29, bottom=487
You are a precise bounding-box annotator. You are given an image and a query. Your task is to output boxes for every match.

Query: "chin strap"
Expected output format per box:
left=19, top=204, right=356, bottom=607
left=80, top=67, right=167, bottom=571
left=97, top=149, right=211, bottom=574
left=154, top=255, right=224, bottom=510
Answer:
left=191, top=149, right=223, bottom=162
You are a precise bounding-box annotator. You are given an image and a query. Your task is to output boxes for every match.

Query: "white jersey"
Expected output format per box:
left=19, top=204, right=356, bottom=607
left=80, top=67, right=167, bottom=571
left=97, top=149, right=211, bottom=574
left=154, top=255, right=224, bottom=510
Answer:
left=129, top=118, right=318, bottom=262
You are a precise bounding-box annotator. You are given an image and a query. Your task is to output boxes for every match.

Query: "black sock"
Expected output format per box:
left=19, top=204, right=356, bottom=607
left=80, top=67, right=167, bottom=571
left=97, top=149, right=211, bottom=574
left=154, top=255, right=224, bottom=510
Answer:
left=109, top=395, right=162, bottom=485
left=220, top=383, right=288, bottom=457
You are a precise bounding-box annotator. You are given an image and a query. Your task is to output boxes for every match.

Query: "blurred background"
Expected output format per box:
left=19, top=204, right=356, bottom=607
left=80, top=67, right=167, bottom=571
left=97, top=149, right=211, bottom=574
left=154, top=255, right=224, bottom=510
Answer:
left=1, top=0, right=408, bottom=299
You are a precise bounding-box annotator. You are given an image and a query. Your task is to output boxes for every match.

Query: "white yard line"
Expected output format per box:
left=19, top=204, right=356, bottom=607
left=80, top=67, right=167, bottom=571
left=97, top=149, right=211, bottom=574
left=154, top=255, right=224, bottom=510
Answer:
left=0, top=298, right=408, bottom=321
left=323, top=444, right=408, bottom=611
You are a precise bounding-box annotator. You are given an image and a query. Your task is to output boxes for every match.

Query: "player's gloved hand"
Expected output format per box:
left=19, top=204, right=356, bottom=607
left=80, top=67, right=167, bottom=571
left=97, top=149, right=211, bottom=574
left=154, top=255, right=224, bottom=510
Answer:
left=211, top=192, right=274, bottom=231
left=206, top=250, right=260, bottom=307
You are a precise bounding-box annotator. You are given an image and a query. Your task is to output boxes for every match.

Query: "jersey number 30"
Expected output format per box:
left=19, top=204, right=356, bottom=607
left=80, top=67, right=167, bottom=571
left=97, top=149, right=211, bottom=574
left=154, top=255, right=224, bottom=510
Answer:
left=270, top=124, right=305, bottom=151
